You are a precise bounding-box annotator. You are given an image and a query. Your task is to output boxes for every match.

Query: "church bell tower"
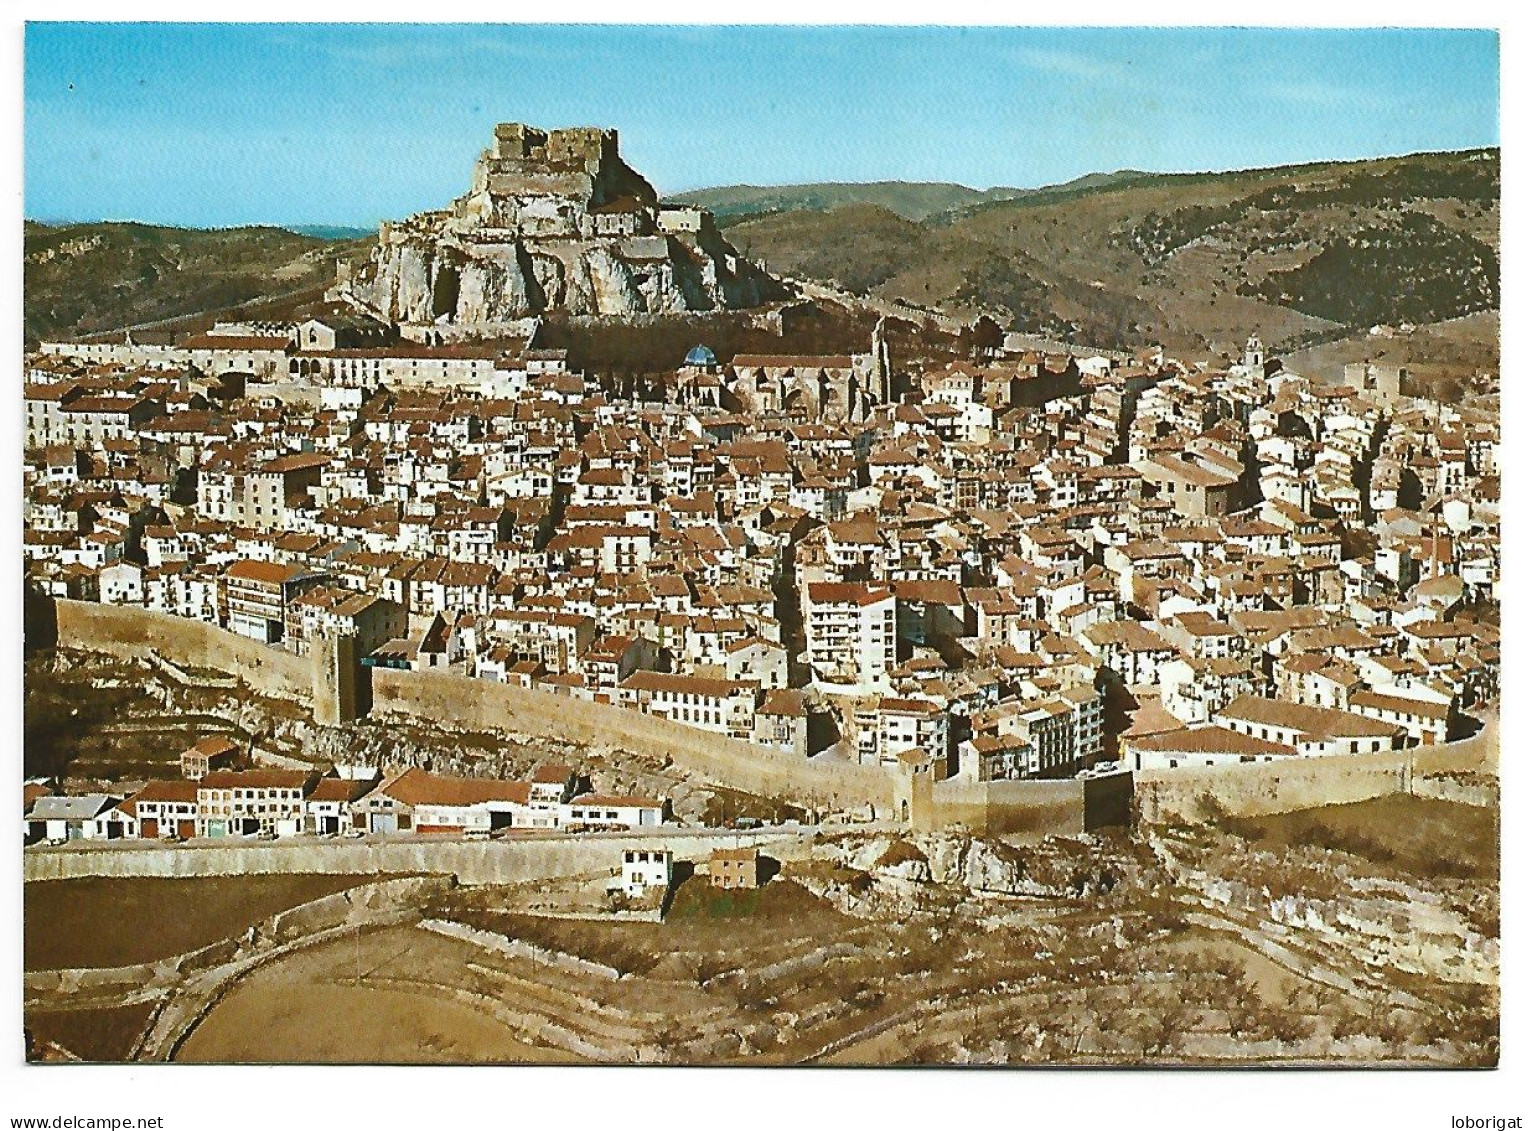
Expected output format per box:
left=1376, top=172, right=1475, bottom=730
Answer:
left=1243, top=333, right=1265, bottom=373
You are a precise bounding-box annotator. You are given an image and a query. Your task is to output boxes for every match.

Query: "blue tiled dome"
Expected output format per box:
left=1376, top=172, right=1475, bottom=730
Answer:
left=685, top=344, right=717, bottom=367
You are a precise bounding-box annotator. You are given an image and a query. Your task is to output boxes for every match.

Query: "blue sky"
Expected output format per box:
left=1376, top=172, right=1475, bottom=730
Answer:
left=24, top=24, right=1500, bottom=228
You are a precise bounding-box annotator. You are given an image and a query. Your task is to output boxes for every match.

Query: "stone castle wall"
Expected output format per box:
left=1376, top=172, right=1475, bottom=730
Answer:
left=47, top=598, right=900, bottom=814
left=48, top=598, right=1471, bottom=834
left=54, top=599, right=314, bottom=703
left=1134, top=735, right=1490, bottom=824
left=370, top=667, right=902, bottom=814
left=911, top=772, right=1134, bottom=841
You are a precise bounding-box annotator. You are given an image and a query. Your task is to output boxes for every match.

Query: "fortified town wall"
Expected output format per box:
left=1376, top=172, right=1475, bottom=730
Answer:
left=50, top=598, right=1479, bottom=835
left=369, top=667, right=903, bottom=814
left=52, top=598, right=904, bottom=815
left=54, top=598, right=314, bottom=703
left=1136, top=732, right=1491, bottom=823
left=912, top=771, right=1134, bottom=840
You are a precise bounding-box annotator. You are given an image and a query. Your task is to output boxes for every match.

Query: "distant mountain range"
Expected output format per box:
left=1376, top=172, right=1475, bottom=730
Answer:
left=668, top=170, right=1149, bottom=224
left=25, top=148, right=1499, bottom=372
left=683, top=148, right=1499, bottom=362
left=284, top=224, right=377, bottom=240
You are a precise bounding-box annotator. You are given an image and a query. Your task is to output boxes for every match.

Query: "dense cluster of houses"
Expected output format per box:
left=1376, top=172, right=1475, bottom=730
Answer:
left=23, top=737, right=666, bottom=843
left=24, top=312, right=1498, bottom=791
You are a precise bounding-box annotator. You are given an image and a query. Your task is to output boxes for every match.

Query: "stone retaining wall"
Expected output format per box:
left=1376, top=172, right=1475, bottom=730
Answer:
left=25, top=876, right=452, bottom=1002
left=419, top=918, right=624, bottom=981
left=24, top=829, right=815, bottom=887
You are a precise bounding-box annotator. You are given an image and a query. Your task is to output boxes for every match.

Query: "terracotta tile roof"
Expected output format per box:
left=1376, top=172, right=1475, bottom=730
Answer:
left=877, top=697, right=944, bottom=716
left=131, top=779, right=201, bottom=803
left=806, top=581, right=895, bottom=607
left=187, top=736, right=240, bottom=758
left=729, top=354, right=855, bottom=370
left=225, top=559, right=308, bottom=585
left=621, top=671, right=753, bottom=698
left=758, top=689, right=808, bottom=717
left=1127, top=724, right=1295, bottom=757
left=569, top=793, right=663, bottom=809
left=1218, top=694, right=1399, bottom=740
left=200, top=770, right=315, bottom=790
left=308, top=777, right=376, bottom=803
left=1349, top=690, right=1450, bottom=721
left=380, top=768, right=531, bottom=807
left=262, top=452, right=331, bottom=474
left=181, top=334, right=290, bottom=350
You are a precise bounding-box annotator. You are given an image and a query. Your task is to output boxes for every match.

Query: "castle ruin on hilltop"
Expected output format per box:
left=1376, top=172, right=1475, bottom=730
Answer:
left=335, top=122, right=783, bottom=340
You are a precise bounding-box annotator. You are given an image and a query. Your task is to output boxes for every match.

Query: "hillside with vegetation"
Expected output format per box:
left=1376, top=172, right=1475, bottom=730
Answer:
left=23, top=221, right=369, bottom=347
left=732, top=204, right=933, bottom=295
left=1241, top=214, right=1497, bottom=328
left=719, top=148, right=1500, bottom=364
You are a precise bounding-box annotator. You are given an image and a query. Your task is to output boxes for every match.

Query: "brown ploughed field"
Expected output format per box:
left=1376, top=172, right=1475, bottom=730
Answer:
left=25, top=874, right=388, bottom=971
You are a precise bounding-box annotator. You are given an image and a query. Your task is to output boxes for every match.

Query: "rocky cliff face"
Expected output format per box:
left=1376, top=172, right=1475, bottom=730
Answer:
left=340, top=122, right=782, bottom=329
left=796, top=831, right=1135, bottom=921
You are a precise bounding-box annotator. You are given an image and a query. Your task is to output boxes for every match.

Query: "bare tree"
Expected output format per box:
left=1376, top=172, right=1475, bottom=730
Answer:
left=1223, top=977, right=1263, bottom=1038
left=1113, top=987, right=1201, bottom=1061
left=1088, top=990, right=1134, bottom=1056
left=1260, top=1004, right=1314, bottom=1046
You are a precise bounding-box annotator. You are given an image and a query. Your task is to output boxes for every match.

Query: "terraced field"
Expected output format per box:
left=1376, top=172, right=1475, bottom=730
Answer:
left=24, top=874, right=387, bottom=970
left=175, top=927, right=586, bottom=1065
left=22, top=800, right=1499, bottom=1066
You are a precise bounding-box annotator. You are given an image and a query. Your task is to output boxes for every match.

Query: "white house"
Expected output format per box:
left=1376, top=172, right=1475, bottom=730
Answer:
left=805, top=581, right=897, bottom=690
left=1213, top=694, right=1401, bottom=757
left=26, top=794, right=121, bottom=842
left=99, top=561, right=146, bottom=606
left=617, top=671, right=758, bottom=742
left=563, top=794, right=667, bottom=830
left=129, top=779, right=200, bottom=839
left=1124, top=724, right=1296, bottom=772
left=304, top=776, right=375, bottom=835
left=616, top=847, right=673, bottom=898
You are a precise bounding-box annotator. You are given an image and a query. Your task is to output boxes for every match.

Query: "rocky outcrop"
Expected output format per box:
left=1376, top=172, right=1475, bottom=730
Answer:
left=340, top=122, right=783, bottom=329
left=806, top=831, right=1130, bottom=916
